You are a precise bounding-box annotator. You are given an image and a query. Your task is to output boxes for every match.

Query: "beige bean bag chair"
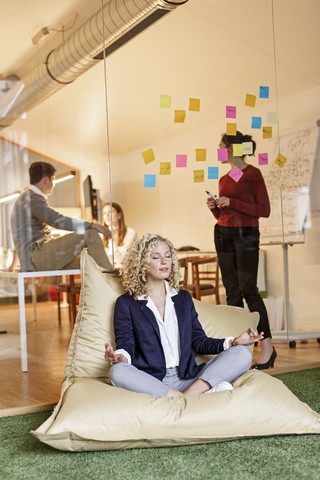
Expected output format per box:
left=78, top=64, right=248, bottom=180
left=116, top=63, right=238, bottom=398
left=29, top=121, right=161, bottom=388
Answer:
left=32, top=251, right=320, bottom=451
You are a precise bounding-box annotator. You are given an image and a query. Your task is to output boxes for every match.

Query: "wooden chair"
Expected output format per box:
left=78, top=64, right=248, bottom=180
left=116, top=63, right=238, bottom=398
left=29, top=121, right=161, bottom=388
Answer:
left=56, top=275, right=81, bottom=325
left=178, top=257, right=190, bottom=290
left=69, top=276, right=81, bottom=324
left=56, top=279, right=72, bottom=325
left=188, top=256, right=221, bottom=304
left=178, top=256, right=220, bottom=304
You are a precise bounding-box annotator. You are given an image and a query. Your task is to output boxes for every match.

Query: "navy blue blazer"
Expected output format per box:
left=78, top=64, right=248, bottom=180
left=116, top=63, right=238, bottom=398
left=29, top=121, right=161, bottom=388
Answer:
left=113, top=289, right=225, bottom=381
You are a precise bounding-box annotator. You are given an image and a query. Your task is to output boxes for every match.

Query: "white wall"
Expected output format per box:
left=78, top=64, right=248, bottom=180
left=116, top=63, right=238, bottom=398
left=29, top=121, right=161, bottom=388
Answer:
left=85, top=86, right=320, bottom=333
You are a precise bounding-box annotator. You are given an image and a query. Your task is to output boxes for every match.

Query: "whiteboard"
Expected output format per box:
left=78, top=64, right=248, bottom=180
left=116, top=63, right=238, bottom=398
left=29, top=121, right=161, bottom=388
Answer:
left=259, top=125, right=319, bottom=244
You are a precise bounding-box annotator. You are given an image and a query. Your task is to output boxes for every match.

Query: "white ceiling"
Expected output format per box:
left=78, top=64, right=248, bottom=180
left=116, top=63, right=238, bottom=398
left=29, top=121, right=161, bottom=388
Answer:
left=1, top=0, right=320, bottom=169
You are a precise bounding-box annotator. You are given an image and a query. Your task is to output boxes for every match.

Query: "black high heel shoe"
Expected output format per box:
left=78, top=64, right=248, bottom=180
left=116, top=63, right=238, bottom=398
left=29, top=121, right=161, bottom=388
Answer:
left=252, top=347, right=277, bottom=370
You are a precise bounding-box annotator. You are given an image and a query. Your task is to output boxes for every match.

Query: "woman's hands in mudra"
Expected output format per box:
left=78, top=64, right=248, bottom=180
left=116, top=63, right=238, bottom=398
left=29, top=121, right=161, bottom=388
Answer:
left=105, top=342, right=128, bottom=364
left=231, top=328, right=264, bottom=347
left=105, top=328, right=263, bottom=363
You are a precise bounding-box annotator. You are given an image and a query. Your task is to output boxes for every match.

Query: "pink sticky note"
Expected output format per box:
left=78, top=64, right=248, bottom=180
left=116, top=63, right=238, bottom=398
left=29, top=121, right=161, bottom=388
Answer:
left=229, top=166, right=243, bottom=183
left=259, top=153, right=268, bottom=165
left=217, top=148, right=228, bottom=161
left=176, top=154, right=187, bottom=167
left=226, top=105, right=236, bottom=118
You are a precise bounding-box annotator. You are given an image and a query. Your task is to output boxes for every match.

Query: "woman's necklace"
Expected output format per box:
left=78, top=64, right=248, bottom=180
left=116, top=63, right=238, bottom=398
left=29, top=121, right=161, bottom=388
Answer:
left=152, top=295, right=166, bottom=308
left=150, top=291, right=166, bottom=305
left=149, top=285, right=166, bottom=315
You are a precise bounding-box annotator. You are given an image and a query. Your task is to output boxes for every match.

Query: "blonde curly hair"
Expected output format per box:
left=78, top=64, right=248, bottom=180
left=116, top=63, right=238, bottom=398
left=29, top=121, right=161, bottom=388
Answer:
left=120, top=233, right=180, bottom=299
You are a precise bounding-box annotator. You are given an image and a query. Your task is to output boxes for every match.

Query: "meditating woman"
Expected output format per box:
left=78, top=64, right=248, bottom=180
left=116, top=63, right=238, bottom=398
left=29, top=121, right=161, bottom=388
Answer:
left=105, top=233, right=263, bottom=398
left=207, top=130, right=276, bottom=369
left=103, top=202, right=137, bottom=268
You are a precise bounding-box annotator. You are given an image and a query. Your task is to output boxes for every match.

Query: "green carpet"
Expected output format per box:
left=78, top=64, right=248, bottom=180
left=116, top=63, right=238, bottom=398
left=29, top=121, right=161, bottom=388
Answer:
left=1, top=368, right=319, bottom=480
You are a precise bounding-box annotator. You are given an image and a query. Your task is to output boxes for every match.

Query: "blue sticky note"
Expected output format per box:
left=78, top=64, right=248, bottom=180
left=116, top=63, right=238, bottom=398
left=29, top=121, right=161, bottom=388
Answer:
left=208, top=167, right=219, bottom=179
left=144, top=174, right=156, bottom=188
left=259, top=86, right=269, bottom=99
left=251, top=116, right=262, bottom=129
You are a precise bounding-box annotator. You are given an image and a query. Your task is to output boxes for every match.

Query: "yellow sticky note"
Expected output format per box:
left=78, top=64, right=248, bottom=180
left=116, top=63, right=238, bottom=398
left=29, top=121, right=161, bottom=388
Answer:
left=160, top=94, right=171, bottom=108
left=226, top=122, right=237, bottom=136
left=159, top=162, right=171, bottom=175
left=196, top=148, right=206, bottom=162
left=174, top=110, right=186, bottom=123
left=193, top=170, right=204, bottom=183
left=233, top=143, right=243, bottom=156
left=275, top=153, right=287, bottom=168
left=142, top=148, right=155, bottom=164
left=245, top=94, right=256, bottom=107
left=262, top=126, right=272, bottom=139
left=189, top=98, right=200, bottom=111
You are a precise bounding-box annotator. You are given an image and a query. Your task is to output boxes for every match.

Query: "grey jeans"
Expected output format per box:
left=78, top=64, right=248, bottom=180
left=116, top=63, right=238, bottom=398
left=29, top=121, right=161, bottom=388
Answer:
left=109, top=345, right=252, bottom=398
left=31, top=228, right=112, bottom=270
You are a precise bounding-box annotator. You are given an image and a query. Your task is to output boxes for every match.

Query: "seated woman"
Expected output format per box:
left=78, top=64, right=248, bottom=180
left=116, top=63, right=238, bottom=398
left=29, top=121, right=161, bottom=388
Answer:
left=102, top=202, right=137, bottom=268
left=105, top=234, right=263, bottom=398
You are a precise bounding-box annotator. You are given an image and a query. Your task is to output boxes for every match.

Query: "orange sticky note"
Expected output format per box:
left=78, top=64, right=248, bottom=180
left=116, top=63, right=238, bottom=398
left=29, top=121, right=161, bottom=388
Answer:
left=174, top=110, right=186, bottom=123
left=142, top=148, right=155, bottom=164
left=262, top=126, right=272, bottom=139
left=275, top=153, right=287, bottom=168
left=196, top=149, right=206, bottom=161
left=189, top=98, right=200, bottom=111
left=159, top=162, right=171, bottom=175
left=226, top=122, right=237, bottom=136
left=193, top=170, right=204, bottom=183
left=245, top=94, right=256, bottom=107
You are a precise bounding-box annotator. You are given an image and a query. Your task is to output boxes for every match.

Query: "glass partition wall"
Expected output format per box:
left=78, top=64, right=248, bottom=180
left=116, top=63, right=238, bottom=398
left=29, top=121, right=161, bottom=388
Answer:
left=0, top=0, right=319, bottom=407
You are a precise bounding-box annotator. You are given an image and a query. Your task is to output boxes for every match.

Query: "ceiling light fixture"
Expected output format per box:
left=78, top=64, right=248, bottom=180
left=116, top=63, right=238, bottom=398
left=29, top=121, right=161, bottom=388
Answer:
left=0, top=191, right=21, bottom=204
left=53, top=170, right=76, bottom=185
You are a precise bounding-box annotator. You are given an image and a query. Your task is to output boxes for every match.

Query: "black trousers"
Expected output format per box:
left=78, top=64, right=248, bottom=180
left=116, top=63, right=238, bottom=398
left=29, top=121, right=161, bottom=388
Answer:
left=214, top=224, right=271, bottom=339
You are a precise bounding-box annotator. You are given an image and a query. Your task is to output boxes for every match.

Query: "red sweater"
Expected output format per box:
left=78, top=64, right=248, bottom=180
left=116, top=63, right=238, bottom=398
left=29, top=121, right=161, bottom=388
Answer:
left=211, top=165, right=270, bottom=227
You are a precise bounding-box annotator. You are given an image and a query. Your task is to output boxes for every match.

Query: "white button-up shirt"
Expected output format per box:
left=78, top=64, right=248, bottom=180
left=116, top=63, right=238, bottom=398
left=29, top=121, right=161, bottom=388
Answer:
left=145, top=281, right=180, bottom=368
left=29, top=184, right=47, bottom=199
left=116, top=281, right=233, bottom=366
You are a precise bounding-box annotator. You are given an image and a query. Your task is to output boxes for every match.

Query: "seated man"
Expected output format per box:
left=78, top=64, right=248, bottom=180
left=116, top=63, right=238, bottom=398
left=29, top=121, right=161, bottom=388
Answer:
left=11, top=161, right=112, bottom=272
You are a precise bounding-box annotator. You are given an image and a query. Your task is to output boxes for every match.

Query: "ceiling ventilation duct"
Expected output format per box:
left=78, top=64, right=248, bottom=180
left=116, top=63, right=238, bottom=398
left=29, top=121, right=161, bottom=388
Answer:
left=0, top=0, right=188, bottom=129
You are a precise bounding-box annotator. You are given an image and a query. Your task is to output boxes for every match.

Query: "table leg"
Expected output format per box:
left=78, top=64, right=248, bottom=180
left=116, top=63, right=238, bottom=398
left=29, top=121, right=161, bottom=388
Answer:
left=18, top=274, right=28, bottom=372
left=32, top=278, right=37, bottom=321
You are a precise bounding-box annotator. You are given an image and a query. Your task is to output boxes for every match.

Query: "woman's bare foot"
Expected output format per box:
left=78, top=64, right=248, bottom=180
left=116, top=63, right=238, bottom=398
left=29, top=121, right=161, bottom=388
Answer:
left=183, top=379, right=211, bottom=396
left=166, top=388, right=184, bottom=397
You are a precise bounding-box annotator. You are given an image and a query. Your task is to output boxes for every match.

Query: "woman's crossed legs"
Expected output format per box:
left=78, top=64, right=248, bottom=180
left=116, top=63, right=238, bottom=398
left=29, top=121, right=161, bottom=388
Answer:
left=109, top=345, right=252, bottom=398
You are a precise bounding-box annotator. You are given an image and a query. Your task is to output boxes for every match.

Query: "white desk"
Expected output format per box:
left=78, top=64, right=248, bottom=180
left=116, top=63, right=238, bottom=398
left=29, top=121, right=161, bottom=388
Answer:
left=0, top=269, right=81, bottom=372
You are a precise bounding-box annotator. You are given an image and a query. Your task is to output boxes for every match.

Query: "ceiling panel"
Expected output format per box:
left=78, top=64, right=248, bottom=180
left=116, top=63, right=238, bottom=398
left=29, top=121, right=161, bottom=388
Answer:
left=1, top=0, right=319, bottom=168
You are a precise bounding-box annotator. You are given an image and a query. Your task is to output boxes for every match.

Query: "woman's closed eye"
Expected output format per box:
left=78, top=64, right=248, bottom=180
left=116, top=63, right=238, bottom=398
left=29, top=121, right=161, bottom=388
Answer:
left=151, top=253, right=171, bottom=260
